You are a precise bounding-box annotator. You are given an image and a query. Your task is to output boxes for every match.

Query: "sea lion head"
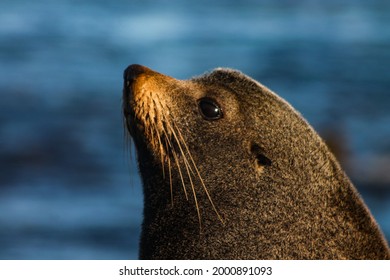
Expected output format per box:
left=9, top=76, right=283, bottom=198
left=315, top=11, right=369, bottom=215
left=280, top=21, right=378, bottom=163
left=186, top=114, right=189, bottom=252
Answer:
left=122, top=64, right=318, bottom=225
left=122, top=64, right=389, bottom=259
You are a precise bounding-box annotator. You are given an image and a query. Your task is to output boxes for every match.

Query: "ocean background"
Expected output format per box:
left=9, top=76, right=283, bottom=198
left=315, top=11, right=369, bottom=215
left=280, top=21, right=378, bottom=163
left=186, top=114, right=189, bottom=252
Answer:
left=0, top=0, right=389, bottom=259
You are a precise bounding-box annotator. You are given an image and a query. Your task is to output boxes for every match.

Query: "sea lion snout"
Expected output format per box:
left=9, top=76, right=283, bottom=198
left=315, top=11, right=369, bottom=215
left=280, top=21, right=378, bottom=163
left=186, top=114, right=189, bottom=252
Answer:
left=123, top=64, right=176, bottom=98
left=122, top=64, right=178, bottom=158
left=122, top=64, right=157, bottom=116
left=123, top=64, right=153, bottom=83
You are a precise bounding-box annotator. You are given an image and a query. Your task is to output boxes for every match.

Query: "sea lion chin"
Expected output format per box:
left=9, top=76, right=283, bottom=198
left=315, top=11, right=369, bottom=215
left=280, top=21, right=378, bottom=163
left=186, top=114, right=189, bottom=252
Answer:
left=123, top=64, right=390, bottom=260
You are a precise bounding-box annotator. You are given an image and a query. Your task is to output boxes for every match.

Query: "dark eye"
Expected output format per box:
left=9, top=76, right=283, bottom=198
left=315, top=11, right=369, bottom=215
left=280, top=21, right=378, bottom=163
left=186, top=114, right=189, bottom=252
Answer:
left=198, top=98, right=223, bottom=120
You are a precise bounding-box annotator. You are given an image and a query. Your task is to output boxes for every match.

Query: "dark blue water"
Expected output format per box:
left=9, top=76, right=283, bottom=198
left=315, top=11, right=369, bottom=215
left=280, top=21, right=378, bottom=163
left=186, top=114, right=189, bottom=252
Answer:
left=1, top=0, right=389, bottom=259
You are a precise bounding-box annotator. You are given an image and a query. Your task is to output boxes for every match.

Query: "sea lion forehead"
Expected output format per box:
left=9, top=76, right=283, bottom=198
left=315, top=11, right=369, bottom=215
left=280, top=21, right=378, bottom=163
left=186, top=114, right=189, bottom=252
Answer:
left=192, top=68, right=244, bottom=87
left=193, top=68, right=271, bottom=111
left=193, top=67, right=270, bottom=99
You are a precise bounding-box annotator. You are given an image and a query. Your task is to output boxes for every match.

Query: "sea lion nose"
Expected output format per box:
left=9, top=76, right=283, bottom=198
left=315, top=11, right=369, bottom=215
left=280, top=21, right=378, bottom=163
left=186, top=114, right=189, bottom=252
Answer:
left=123, top=64, right=154, bottom=84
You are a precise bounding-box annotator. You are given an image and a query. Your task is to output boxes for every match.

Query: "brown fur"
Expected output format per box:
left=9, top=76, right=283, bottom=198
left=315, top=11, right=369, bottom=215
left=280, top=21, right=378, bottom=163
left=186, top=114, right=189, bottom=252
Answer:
left=123, top=64, right=390, bottom=259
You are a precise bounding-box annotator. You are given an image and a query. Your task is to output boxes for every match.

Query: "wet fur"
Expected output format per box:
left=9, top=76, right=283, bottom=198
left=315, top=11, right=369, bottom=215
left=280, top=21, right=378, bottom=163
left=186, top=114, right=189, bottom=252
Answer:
left=123, top=65, right=390, bottom=259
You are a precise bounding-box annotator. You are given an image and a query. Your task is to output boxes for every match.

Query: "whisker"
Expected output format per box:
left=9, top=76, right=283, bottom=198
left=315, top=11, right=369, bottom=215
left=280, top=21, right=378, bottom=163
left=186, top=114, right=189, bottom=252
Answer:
left=161, top=129, right=175, bottom=206
left=151, top=100, right=166, bottom=180
left=154, top=122, right=166, bottom=180
left=166, top=137, right=173, bottom=206
left=172, top=122, right=225, bottom=225
left=164, top=119, right=202, bottom=228
left=163, top=130, right=189, bottom=201
left=160, top=110, right=197, bottom=210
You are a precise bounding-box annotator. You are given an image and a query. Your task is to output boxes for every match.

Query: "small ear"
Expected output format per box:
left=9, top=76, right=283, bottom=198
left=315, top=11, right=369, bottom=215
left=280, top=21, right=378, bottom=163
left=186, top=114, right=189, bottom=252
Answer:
left=250, top=143, right=272, bottom=167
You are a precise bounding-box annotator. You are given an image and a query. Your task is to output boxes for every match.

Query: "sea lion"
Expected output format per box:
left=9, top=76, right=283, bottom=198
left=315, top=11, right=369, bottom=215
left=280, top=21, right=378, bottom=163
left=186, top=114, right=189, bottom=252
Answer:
left=122, top=64, right=390, bottom=259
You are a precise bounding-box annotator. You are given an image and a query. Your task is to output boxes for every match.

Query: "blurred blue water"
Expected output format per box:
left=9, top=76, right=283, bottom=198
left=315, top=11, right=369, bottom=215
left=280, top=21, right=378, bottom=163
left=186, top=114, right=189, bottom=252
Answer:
left=0, top=0, right=389, bottom=259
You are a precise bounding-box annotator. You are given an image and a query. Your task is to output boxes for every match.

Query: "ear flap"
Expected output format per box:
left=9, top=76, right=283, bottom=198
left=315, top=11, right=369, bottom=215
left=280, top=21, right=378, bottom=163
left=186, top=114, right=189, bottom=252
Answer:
left=250, top=143, right=272, bottom=169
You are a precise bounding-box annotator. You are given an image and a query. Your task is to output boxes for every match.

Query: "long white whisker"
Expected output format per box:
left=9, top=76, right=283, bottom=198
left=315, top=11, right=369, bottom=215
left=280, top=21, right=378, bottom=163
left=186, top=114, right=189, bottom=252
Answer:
left=172, top=122, right=225, bottom=225
left=162, top=126, right=189, bottom=201
left=163, top=119, right=202, bottom=228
